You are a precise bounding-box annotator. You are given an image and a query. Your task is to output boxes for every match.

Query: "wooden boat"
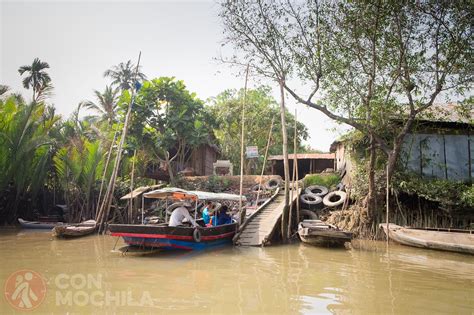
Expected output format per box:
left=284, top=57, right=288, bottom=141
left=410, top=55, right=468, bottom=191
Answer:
left=297, top=220, right=352, bottom=247
left=18, top=218, right=64, bottom=229
left=109, top=188, right=245, bottom=251
left=380, top=223, right=474, bottom=255
left=53, top=220, right=97, bottom=238
left=110, top=221, right=237, bottom=250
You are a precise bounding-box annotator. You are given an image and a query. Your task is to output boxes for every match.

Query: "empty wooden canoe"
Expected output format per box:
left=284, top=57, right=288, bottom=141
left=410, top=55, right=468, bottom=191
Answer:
left=53, top=220, right=97, bottom=238
left=380, top=223, right=474, bottom=255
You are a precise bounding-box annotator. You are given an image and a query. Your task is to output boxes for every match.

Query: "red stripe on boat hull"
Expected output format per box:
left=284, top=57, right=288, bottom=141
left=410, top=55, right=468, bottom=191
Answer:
left=111, top=231, right=235, bottom=241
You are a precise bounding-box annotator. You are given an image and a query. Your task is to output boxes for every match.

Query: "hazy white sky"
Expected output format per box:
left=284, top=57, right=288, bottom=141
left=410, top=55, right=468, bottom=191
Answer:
left=1, top=0, right=345, bottom=151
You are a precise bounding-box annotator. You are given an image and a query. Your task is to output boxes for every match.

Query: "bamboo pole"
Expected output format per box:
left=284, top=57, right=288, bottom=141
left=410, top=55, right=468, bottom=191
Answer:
left=97, top=52, right=142, bottom=233
left=95, top=131, right=118, bottom=221
left=279, top=79, right=290, bottom=242
left=386, top=164, right=390, bottom=244
left=289, top=109, right=298, bottom=234
left=128, top=149, right=137, bottom=223
left=294, top=110, right=300, bottom=223
left=255, top=117, right=274, bottom=207
left=239, top=64, right=250, bottom=225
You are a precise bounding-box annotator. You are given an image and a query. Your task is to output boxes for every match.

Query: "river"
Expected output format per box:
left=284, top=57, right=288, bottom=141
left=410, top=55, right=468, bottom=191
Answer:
left=0, top=229, right=472, bottom=314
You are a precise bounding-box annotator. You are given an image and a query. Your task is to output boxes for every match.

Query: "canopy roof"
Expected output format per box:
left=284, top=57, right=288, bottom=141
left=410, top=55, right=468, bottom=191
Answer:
left=120, top=184, right=165, bottom=200
left=143, top=187, right=246, bottom=202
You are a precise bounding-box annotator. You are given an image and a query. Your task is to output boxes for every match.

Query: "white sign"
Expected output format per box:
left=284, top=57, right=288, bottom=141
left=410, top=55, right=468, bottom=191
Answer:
left=246, top=146, right=259, bottom=158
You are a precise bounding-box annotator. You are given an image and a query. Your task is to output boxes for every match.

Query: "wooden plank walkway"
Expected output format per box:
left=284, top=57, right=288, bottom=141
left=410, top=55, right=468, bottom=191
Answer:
left=235, top=187, right=301, bottom=246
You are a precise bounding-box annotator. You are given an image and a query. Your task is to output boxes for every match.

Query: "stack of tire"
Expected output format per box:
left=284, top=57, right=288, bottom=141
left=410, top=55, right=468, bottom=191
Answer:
left=248, top=178, right=281, bottom=207
left=300, top=185, right=347, bottom=210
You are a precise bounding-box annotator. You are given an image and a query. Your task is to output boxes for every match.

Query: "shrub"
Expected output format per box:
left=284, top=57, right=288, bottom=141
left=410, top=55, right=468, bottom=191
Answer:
left=303, top=173, right=341, bottom=189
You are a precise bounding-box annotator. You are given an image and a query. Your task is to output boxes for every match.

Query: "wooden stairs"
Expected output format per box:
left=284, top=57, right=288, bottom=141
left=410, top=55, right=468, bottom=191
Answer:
left=234, top=187, right=301, bottom=246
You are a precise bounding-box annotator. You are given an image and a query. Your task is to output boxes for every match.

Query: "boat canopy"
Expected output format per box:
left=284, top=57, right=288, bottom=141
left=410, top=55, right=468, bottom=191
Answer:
left=120, top=184, right=165, bottom=200
left=143, top=187, right=246, bottom=202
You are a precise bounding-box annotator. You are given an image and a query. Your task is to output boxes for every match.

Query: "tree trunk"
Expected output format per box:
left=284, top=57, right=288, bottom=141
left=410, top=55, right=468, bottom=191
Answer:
left=279, top=80, right=290, bottom=242
left=366, top=134, right=377, bottom=220
left=165, top=152, right=175, bottom=185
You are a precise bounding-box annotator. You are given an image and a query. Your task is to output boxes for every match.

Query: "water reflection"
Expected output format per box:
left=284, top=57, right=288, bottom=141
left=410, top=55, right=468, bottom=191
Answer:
left=0, top=230, right=472, bottom=314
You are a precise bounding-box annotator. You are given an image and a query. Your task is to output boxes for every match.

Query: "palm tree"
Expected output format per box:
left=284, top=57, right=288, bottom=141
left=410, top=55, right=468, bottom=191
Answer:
left=81, top=86, right=119, bottom=126
left=18, top=58, right=52, bottom=102
left=103, top=60, right=146, bottom=90
left=0, top=85, right=9, bottom=97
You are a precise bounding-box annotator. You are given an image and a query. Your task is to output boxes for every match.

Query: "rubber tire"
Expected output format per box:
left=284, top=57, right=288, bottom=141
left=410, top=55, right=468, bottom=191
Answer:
left=300, top=194, right=323, bottom=205
left=264, top=178, right=281, bottom=190
left=299, top=209, right=319, bottom=220
left=250, top=184, right=266, bottom=193
left=323, top=191, right=347, bottom=207
left=305, top=185, right=329, bottom=197
left=193, top=228, right=201, bottom=243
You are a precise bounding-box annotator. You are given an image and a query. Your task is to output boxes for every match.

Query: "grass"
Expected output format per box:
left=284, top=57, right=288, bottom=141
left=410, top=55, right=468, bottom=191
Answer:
left=303, top=173, right=341, bottom=189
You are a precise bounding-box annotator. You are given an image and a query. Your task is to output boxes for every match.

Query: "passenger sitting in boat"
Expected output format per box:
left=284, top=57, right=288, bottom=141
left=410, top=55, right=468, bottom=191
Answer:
left=202, top=201, right=213, bottom=225
left=168, top=202, right=197, bottom=227
left=217, top=205, right=232, bottom=225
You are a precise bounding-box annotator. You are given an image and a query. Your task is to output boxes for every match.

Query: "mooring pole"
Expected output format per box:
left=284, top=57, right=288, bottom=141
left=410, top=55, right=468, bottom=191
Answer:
left=386, top=164, right=390, bottom=244
left=239, top=64, right=250, bottom=225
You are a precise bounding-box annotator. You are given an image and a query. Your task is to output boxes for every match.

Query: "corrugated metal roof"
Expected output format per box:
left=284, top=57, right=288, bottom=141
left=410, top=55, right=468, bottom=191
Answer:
left=405, top=103, right=473, bottom=124
left=268, top=153, right=334, bottom=161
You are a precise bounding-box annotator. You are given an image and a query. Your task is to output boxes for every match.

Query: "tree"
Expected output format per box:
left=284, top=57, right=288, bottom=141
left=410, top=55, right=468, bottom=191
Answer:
left=81, top=86, right=120, bottom=126
left=104, top=60, right=147, bottom=91
left=0, top=95, right=60, bottom=223
left=209, top=86, right=308, bottom=174
left=54, top=138, right=104, bottom=222
left=220, top=0, right=473, bottom=218
left=128, top=77, right=214, bottom=184
left=18, top=58, right=52, bottom=102
left=0, top=85, right=9, bottom=97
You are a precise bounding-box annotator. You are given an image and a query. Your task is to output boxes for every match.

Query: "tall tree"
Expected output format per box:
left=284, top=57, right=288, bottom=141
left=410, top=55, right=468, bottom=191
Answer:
left=129, top=77, right=214, bottom=183
left=104, top=60, right=147, bottom=91
left=220, top=0, right=473, bottom=218
left=18, top=58, right=52, bottom=102
left=210, top=86, right=308, bottom=174
left=0, top=95, right=60, bottom=222
left=81, top=85, right=120, bottom=126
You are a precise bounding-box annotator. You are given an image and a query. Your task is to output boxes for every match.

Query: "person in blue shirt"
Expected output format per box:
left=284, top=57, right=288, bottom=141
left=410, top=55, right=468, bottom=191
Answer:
left=202, top=201, right=213, bottom=225
left=216, top=205, right=232, bottom=226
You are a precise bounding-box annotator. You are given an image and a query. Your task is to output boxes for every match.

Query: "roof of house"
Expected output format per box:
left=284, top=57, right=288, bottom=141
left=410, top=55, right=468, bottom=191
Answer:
left=414, top=103, right=473, bottom=124
left=268, top=153, right=334, bottom=161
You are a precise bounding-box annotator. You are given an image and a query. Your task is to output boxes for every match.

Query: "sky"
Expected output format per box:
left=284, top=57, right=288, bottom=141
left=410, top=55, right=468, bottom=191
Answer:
left=0, top=0, right=346, bottom=152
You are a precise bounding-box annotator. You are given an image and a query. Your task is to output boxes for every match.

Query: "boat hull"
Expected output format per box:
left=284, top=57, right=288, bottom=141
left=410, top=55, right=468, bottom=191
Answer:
left=299, top=232, right=352, bottom=247
left=53, top=220, right=97, bottom=238
left=380, top=223, right=474, bottom=255
left=18, top=218, right=64, bottom=229
left=298, top=220, right=352, bottom=248
left=109, top=222, right=237, bottom=251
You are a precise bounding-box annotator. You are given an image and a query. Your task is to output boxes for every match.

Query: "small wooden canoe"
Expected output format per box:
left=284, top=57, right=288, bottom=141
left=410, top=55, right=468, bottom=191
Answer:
left=298, top=220, right=353, bottom=247
left=18, top=218, right=64, bottom=229
left=53, top=220, right=97, bottom=238
left=380, top=223, right=474, bottom=255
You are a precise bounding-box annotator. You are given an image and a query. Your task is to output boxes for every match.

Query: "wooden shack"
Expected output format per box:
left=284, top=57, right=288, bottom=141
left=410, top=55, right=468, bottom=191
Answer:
left=268, top=153, right=335, bottom=179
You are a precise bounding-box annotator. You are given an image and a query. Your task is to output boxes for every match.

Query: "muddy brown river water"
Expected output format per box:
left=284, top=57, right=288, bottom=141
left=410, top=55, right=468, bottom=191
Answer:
left=0, top=229, right=472, bottom=314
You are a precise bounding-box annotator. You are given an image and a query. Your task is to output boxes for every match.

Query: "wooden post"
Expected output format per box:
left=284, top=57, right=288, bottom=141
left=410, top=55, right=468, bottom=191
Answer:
left=386, top=163, right=390, bottom=244
left=293, top=110, right=300, bottom=224
left=279, top=79, right=290, bottom=242
left=97, top=52, right=142, bottom=233
left=95, top=131, right=118, bottom=221
left=256, top=117, right=274, bottom=206
left=128, top=149, right=137, bottom=223
left=239, top=64, right=250, bottom=224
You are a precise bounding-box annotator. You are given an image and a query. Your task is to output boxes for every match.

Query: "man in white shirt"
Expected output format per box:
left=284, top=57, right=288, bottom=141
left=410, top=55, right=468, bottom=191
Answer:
left=168, top=203, right=197, bottom=227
